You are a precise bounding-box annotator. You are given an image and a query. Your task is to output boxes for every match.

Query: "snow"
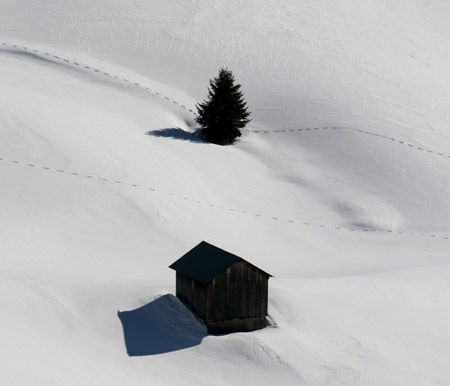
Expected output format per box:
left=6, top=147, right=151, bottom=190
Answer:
left=0, top=1, right=449, bottom=385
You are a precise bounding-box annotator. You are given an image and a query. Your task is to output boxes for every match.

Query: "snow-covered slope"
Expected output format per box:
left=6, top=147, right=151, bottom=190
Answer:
left=1, top=1, right=449, bottom=385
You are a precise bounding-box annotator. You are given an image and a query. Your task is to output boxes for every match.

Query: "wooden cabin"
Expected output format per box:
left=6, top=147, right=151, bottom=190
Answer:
left=169, top=241, right=272, bottom=334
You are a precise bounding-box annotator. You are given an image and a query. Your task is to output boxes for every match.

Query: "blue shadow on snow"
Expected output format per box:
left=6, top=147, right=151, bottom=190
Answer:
left=118, top=294, right=207, bottom=356
left=146, top=128, right=204, bottom=143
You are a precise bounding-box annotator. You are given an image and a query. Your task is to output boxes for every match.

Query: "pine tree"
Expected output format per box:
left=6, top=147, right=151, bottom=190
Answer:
left=196, top=68, right=251, bottom=145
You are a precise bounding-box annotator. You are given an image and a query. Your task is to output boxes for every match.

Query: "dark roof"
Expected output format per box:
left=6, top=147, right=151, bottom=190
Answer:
left=169, top=241, right=271, bottom=284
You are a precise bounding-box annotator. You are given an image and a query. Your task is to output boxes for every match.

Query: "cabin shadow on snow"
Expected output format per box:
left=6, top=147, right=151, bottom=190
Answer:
left=146, top=128, right=204, bottom=143
left=118, top=294, right=207, bottom=356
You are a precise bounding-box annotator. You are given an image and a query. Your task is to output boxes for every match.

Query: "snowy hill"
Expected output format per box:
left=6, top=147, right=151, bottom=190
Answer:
left=1, top=1, right=450, bottom=385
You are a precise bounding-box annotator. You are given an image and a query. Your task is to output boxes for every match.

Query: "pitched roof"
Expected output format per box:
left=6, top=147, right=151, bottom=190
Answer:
left=169, top=241, right=270, bottom=284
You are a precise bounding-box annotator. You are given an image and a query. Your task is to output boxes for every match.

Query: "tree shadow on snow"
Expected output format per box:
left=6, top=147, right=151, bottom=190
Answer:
left=146, top=128, right=204, bottom=143
left=118, top=294, right=207, bottom=356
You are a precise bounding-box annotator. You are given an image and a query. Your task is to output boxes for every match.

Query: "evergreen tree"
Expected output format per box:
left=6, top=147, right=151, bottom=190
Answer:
left=196, top=68, right=251, bottom=145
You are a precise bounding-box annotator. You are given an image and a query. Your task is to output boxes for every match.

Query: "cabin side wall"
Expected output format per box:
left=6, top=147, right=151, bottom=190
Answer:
left=175, top=261, right=270, bottom=333
left=207, top=261, right=269, bottom=321
left=175, top=272, right=209, bottom=319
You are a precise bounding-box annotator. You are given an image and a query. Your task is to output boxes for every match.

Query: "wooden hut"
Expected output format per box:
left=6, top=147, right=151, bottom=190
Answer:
left=169, top=241, right=272, bottom=334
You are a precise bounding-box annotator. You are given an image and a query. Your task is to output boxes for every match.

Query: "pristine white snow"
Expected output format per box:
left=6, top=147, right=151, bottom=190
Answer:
left=1, top=1, right=450, bottom=385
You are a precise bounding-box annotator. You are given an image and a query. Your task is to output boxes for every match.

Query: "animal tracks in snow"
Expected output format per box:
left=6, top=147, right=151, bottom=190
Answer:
left=0, top=155, right=448, bottom=241
left=248, top=127, right=450, bottom=161
left=0, top=42, right=196, bottom=115
left=2, top=41, right=449, bottom=162
left=1, top=42, right=449, bottom=241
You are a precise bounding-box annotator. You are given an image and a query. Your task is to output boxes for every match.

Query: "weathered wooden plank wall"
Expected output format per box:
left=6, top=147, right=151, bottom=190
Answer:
left=175, top=261, right=269, bottom=333
left=207, top=261, right=268, bottom=320
left=176, top=272, right=209, bottom=319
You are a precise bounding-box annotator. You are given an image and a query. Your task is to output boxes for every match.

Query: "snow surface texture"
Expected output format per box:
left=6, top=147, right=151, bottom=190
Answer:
left=1, top=1, right=449, bottom=385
